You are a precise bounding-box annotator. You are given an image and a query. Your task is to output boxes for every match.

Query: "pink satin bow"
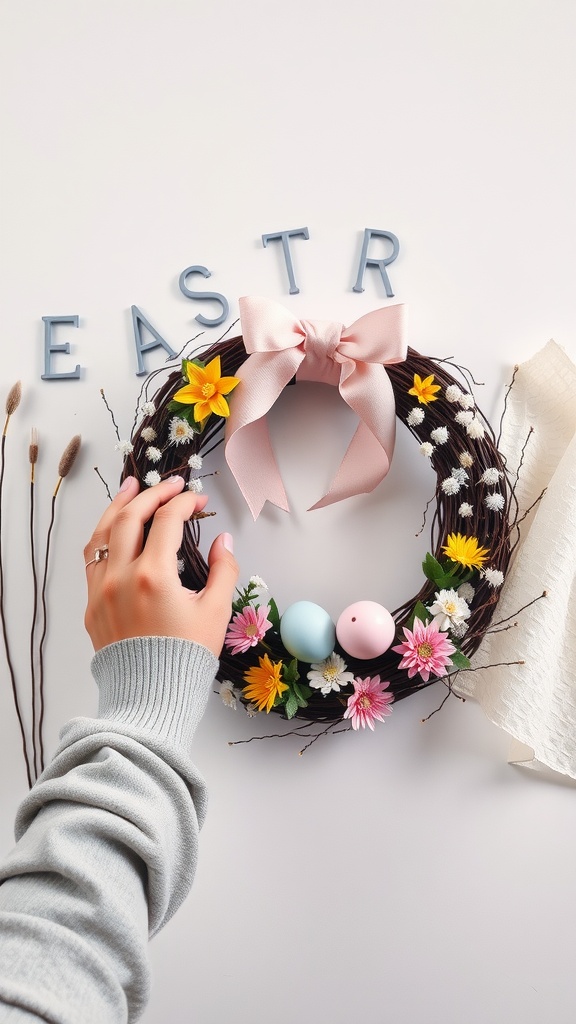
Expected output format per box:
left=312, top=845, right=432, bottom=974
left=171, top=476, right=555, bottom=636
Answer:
left=224, top=296, right=407, bottom=519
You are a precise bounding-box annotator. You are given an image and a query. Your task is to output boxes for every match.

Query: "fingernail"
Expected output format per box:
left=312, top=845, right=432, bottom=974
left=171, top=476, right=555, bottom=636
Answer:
left=222, top=532, right=234, bottom=553
left=166, top=475, right=184, bottom=485
left=119, top=476, right=135, bottom=493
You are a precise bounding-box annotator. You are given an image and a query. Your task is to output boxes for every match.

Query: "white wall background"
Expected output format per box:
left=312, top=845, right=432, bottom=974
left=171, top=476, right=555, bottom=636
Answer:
left=1, top=1, right=576, bottom=1021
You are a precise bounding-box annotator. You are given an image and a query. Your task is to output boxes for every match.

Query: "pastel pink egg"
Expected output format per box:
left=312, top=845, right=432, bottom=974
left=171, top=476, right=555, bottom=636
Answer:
left=336, top=601, right=395, bottom=660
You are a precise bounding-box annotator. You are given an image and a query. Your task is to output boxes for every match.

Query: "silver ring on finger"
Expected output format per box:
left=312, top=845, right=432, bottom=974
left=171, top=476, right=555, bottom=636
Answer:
left=85, top=544, right=109, bottom=568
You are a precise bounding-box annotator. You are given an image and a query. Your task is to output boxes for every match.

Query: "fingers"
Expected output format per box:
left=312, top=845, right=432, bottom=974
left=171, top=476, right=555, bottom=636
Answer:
left=142, top=491, right=209, bottom=568
left=104, top=476, right=188, bottom=570
left=203, top=532, right=239, bottom=610
left=84, top=476, right=139, bottom=563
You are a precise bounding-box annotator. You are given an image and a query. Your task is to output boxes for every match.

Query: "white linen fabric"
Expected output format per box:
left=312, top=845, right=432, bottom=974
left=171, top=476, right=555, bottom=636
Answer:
left=454, top=341, right=576, bottom=782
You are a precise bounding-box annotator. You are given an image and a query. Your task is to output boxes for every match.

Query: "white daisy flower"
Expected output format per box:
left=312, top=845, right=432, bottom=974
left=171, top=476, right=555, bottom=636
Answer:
left=249, top=575, right=268, bottom=590
left=480, top=468, right=503, bottom=485
left=169, top=417, right=194, bottom=445
left=485, top=492, right=505, bottom=512
left=458, top=502, right=474, bottom=518
left=307, top=653, right=355, bottom=695
left=451, top=467, right=468, bottom=485
left=458, top=393, right=475, bottom=409
left=140, top=401, right=156, bottom=417
left=146, top=446, right=162, bottom=463
left=115, top=440, right=133, bottom=456
left=428, top=589, right=471, bottom=633
left=177, top=558, right=185, bottom=575
left=188, top=478, right=203, bottom=493
left=141, top=426, right=157, bottom=442
left=219, top=679, right=240, bottom=710
left=445, top=384, right=462, bottom=403
left=431, top=426, right=449, bottom=444
left=455, top=410, right=474, bottom=426
left=482, top=567, right=505, bottom=588
left=407, top=407, right=425, bottom=426
left=441, top=476, right=461, bottom=495
left=459, top=451, right=474, bottom=468
left=144, top=470, right=161, bottom=486
left=188, top=453, right=203, bottom=469
left=420, top=442, right=435, bottom=458
left=466, top=417, right=485, bottom=439
left=458, top=582, right=475, bottom=602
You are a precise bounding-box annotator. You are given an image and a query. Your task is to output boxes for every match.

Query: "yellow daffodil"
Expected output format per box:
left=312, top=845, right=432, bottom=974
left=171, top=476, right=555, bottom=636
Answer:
left=408, top=373, right=441, bottom=405
left=442, top=532, right=490, bottom=570
left=243, top=654, right=288, bottom=713
left=173, top=356, right=240, bottom=422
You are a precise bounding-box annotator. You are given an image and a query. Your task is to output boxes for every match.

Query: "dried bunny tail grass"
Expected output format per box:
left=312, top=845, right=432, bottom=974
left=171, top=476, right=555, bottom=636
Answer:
left=3, top=380, right=22, bottom=433
left=29, top=427, right=39, bottom=482
left=57, top=434, right=81, bottom=480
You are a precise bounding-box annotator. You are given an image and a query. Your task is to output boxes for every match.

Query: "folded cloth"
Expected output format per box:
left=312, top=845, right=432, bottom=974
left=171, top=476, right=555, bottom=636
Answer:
left=454, top=340, right=576, bottom=782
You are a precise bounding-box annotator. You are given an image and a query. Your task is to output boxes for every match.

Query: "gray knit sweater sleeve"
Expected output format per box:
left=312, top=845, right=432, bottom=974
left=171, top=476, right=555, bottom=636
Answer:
left=0, top=636, right=219, bottom=1024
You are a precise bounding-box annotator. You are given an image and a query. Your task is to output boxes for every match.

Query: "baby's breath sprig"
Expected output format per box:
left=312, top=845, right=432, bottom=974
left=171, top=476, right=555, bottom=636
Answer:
left=38, top=435, right=81, bottom=771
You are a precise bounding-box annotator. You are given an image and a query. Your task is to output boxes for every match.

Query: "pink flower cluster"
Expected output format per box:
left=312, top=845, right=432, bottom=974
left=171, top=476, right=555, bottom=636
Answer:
left=344, top=675, right=394, bottom=731
left=392, top=619, right=455, bottom=682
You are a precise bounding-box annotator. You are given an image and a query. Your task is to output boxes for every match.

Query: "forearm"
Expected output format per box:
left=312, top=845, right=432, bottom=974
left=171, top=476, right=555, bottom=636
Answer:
left=0, top=636, right=218, bottom=1024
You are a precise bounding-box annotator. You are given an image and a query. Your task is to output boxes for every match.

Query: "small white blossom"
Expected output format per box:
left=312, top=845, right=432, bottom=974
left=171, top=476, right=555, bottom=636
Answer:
left=144, top=470, right=162, bottom=486
left=458, top=582, right=475, bottom=602
left=458, top=502, right=474, bottom=518
left=485, top=491, right=505, bottom=512
left=428, top=589, right=471, bottom=633
left=445, top=384, right=462, bottom=403
left=441, top=476, right=461, bottom=495
left=188, top=453, right=203, bottom=469
left=188, top=478, right=204, bottom=493
left=177, top=558, right=185, bottom=575
left=451, top=467, right=468, bottom=485
left=482, top=567, right=505, bottom=588
left=407, top=407, right=425, bottom=426
left=245, top=702, right=259, bottom=718
left=169, top=417, right=194, bottom=445
left=115, top=440, right=133, bottom=456
left=458, top=392, right=475, bottom=410
left=455, top=410, right=474, bottom=426
left=480, top=468, right=503, bottom=485
left=420, top=442, right=435, bottom=458
left=219, top=679, right=240, bottom=710
left=146, top=446, right=162, bottom=463
left=459, top=451, right=474, bottom=468
left=249, top=575, right=268, bottom=590
left=140, top=401, right=156, bottom=417
left=466, top=417, right=485, bottom=439
left=430, top=426, right=449, bottom=445
left=308, top=653, right=355, bottom=695
left=141, top=426, right=157, bottom=442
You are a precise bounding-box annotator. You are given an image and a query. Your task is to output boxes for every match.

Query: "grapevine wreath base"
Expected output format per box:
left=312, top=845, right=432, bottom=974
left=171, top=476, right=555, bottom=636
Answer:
left=117, top=299, right=519, bottom=736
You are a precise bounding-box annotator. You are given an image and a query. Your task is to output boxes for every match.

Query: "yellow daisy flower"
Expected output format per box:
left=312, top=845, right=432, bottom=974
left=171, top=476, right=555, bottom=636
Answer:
left=243, top=654, right=288, bottom=713
left=408, top=373, right=441, bottom=405
left=442, top=532, right=490, bottom=570
left=173, top=356, right=240, bottom=422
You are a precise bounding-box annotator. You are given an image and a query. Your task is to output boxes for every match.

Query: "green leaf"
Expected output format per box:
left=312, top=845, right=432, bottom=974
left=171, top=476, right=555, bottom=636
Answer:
left=406, top=601, right=431, bottom=631
left=267, top=597, right=281, bottom=631
left=285, top=694, right=299, bottom=719
left=450, top=650, right=471, bottom=670
left=422, top=552, right=447, bottom=586
left=282, top=658, right=300, bottom=686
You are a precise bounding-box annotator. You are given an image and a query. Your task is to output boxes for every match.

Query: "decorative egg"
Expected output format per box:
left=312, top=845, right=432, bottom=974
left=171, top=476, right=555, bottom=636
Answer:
left=280, top=601, right=336, bottom=663
left=336, top=601, right=395, bottom=660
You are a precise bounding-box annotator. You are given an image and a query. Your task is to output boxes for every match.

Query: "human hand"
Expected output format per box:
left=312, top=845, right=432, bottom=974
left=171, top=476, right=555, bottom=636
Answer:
left=84, top=475, right=238, bottom=656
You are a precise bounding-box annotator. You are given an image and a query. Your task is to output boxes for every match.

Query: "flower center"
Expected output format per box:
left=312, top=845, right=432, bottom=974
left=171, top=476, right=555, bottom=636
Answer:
left=323, top=666, right=339, bottom=681
left=359, top=695, right=372, bottom=709
left=417, top=642, right=434, bottom=658
left=444, top=602, right=457, bottom=614
left=201, top=382, right=216, bottom=398
left=245, top=624, right=258, bottom=637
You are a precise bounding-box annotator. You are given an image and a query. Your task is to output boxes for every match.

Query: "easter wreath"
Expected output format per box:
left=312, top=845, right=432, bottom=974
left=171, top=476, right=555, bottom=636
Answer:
left=117, top=297, right=514, bottom=738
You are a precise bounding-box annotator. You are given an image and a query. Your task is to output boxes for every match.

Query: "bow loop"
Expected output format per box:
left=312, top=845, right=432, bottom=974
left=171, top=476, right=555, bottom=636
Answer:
left=224, top=296, right=407, bottom=519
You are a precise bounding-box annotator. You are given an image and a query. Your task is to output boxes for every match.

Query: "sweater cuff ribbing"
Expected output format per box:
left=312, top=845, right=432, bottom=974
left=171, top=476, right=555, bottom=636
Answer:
left=91, top=636, right=218, bottom=751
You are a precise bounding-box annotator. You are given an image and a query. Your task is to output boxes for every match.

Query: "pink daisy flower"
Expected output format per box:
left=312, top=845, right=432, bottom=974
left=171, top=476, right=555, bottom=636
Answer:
left=343, top=676, right=394, bottom=731
left=392, top=618, right=456, bottom=682
left=225, top=605, right=273, bottom=655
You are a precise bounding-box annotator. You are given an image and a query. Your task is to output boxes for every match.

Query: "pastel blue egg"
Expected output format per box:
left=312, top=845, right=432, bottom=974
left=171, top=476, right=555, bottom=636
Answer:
left=280, top=601, right=336, bottom=663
